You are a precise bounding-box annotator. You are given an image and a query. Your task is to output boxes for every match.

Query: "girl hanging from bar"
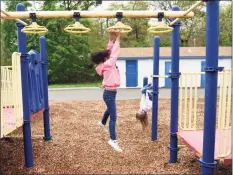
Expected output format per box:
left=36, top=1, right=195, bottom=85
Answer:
left=136, top=83, right=153, bottom=131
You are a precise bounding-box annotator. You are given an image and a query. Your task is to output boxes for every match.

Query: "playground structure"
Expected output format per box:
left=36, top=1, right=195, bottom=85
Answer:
left=177, top=69, right=232, bottom=165
left=146, top=52, right=232, bottom=164
left=0, top=1, right=230, bottom=174
left=142, top=1, right=231, bottom=173
left=145, top=68, right=232, bottom=164
left=0, top=49, right=47, bottom=138
left=0, top=29, right=51, bottom=168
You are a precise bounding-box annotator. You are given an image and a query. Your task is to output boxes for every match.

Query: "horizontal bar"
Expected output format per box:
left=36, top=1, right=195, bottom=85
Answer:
left=15, top=19, right=28, bottom=26
left=222, top=68, right=231, bottom=71
left=178, top=145, right=187, bottom=149
left=151, top=75, right=168, bottom=78
left=0, top=9, right=28, bottom=26
left=170, top=1, right=203, bottom=26
left=181, top=72, right=205, bottom=75
left=1, top=10, right=194, bottom=19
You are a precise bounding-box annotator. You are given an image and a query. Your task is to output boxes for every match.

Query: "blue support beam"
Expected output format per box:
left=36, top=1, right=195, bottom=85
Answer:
left=16, top=3, right=34, bottom=168
left=16, top=4, right=27, bottom=54
left=199, top=1, right=219, bottom=174
left=40, top=36, right=52, bottom=141
left=151, top=36, right=160, bottom=141
left=16, top=3, right=33, bottom=168
left=169, top=5, right=181, bottom=163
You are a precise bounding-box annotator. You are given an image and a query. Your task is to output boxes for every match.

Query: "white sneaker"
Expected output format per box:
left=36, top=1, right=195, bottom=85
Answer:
left=98, top=121, right=108, bottom=133
left=108, top=139, right=122, bottom=152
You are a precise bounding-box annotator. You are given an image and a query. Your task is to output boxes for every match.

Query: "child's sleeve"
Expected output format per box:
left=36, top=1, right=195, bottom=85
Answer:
left=106, top=40, right=114, bottom=52
left=103, top=40, right=120, bottom=69
left=141, top=83, right=152, bottom=94
left=148, top=91, right=153, bottom=101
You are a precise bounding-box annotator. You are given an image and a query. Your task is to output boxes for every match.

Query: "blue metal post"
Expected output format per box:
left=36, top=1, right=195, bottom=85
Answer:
left=20, top=53, right=33, bottom=168
left=151, top=36, right=160, bottom=141
left=169, top=5, right=181, bottom=163
left=40, top=36, right=52, bottom=141
left=143, top=77, right=148, bottom=86
left=198, top=1, right=219, bottom=174
left=16, top=3, right=33, bottom=168
left=16, top=4, right=27, bottom=53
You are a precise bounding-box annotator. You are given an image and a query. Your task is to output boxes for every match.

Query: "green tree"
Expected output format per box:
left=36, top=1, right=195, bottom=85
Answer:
left=40, top=0, right=102, bottom=83
left=88, top=18, right=109, bottom=52
left=151, top=1, right=206, bottom=47
left=107, top=1, right=151, bottom=47
left=1, top=0, right=102, bottom=83
left=1, top=0, right=32, bottom=66
left=219, top=4, right=232, bottom=46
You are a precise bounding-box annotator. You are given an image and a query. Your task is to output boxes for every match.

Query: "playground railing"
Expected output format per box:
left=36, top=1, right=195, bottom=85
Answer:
left=178, top=68, right=232, bottom=161
left=1, top=52, right=23, bottom=138
left=1, top=66, right=13, bottom=107
left=217, top=69, right=231, bottom=161
left=179, top=72, right=204, bottom=130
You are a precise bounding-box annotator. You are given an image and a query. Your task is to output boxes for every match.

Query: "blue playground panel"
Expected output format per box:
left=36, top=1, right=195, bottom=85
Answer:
left=28, top=49, right=45, bottom=114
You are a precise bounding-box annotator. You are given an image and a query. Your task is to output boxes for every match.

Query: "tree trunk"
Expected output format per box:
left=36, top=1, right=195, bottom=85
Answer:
left=100, top=21, right=103, bottom=37
left=135, top=26, right=139, bottom=40
left=106, top=18, right=109, bottom=28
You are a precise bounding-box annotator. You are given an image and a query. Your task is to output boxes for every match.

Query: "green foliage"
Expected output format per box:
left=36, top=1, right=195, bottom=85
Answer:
left=1, top=0, right=31, bottom=66
left=1, top=0, right=101, bottom=84
left=219, top=4, right=232, bottom=46
left=151, top=1, right=206, bottom=47
left=39, top=0, right=102, bottom=84
left=107, top=1, right=152, bottom=48
left=48, top=81, right=101, bottom=88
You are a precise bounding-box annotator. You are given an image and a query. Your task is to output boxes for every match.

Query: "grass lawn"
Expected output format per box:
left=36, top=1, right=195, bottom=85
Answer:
left=48, top=82, right=101, bottom=88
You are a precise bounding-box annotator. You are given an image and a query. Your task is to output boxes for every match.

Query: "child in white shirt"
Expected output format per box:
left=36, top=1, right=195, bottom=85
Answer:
left=136, top=84, right=153, bottom=131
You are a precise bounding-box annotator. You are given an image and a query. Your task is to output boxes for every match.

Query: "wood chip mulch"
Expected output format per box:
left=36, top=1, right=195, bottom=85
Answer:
left=0, top=99, right=231, bottom=174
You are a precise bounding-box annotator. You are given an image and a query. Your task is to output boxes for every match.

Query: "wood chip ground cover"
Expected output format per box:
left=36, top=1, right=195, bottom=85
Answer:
left=0, top=99, right=231, bottom=174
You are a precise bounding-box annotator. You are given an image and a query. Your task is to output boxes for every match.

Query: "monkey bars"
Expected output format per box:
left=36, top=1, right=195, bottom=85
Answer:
left=1, top=1, right=203, bottom=34
left=1, top=10, right=194, bottom=19
left=0, top=9, right=28, bottom=26
left=170, top=1, right=203, bottom=26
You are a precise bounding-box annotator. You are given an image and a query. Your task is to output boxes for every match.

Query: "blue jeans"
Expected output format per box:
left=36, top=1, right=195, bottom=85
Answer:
left=101, top=89, right=117, bottom=140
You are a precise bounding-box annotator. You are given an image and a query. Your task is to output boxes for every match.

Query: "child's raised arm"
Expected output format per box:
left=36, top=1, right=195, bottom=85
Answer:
left=106, top=31, right=114, bottom=52
left=103, top=32, right=121, bottom=68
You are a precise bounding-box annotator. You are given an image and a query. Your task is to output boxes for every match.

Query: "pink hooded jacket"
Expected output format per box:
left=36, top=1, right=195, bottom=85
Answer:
left=96, top=40, right=120, bottom=90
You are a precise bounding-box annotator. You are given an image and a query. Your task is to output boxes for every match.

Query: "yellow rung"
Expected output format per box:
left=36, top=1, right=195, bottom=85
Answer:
left=151, top=75, right=168, bottom=78
left=178, top=144, right=186, bottom=149
left=182, top=72, right=205, bottom=75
